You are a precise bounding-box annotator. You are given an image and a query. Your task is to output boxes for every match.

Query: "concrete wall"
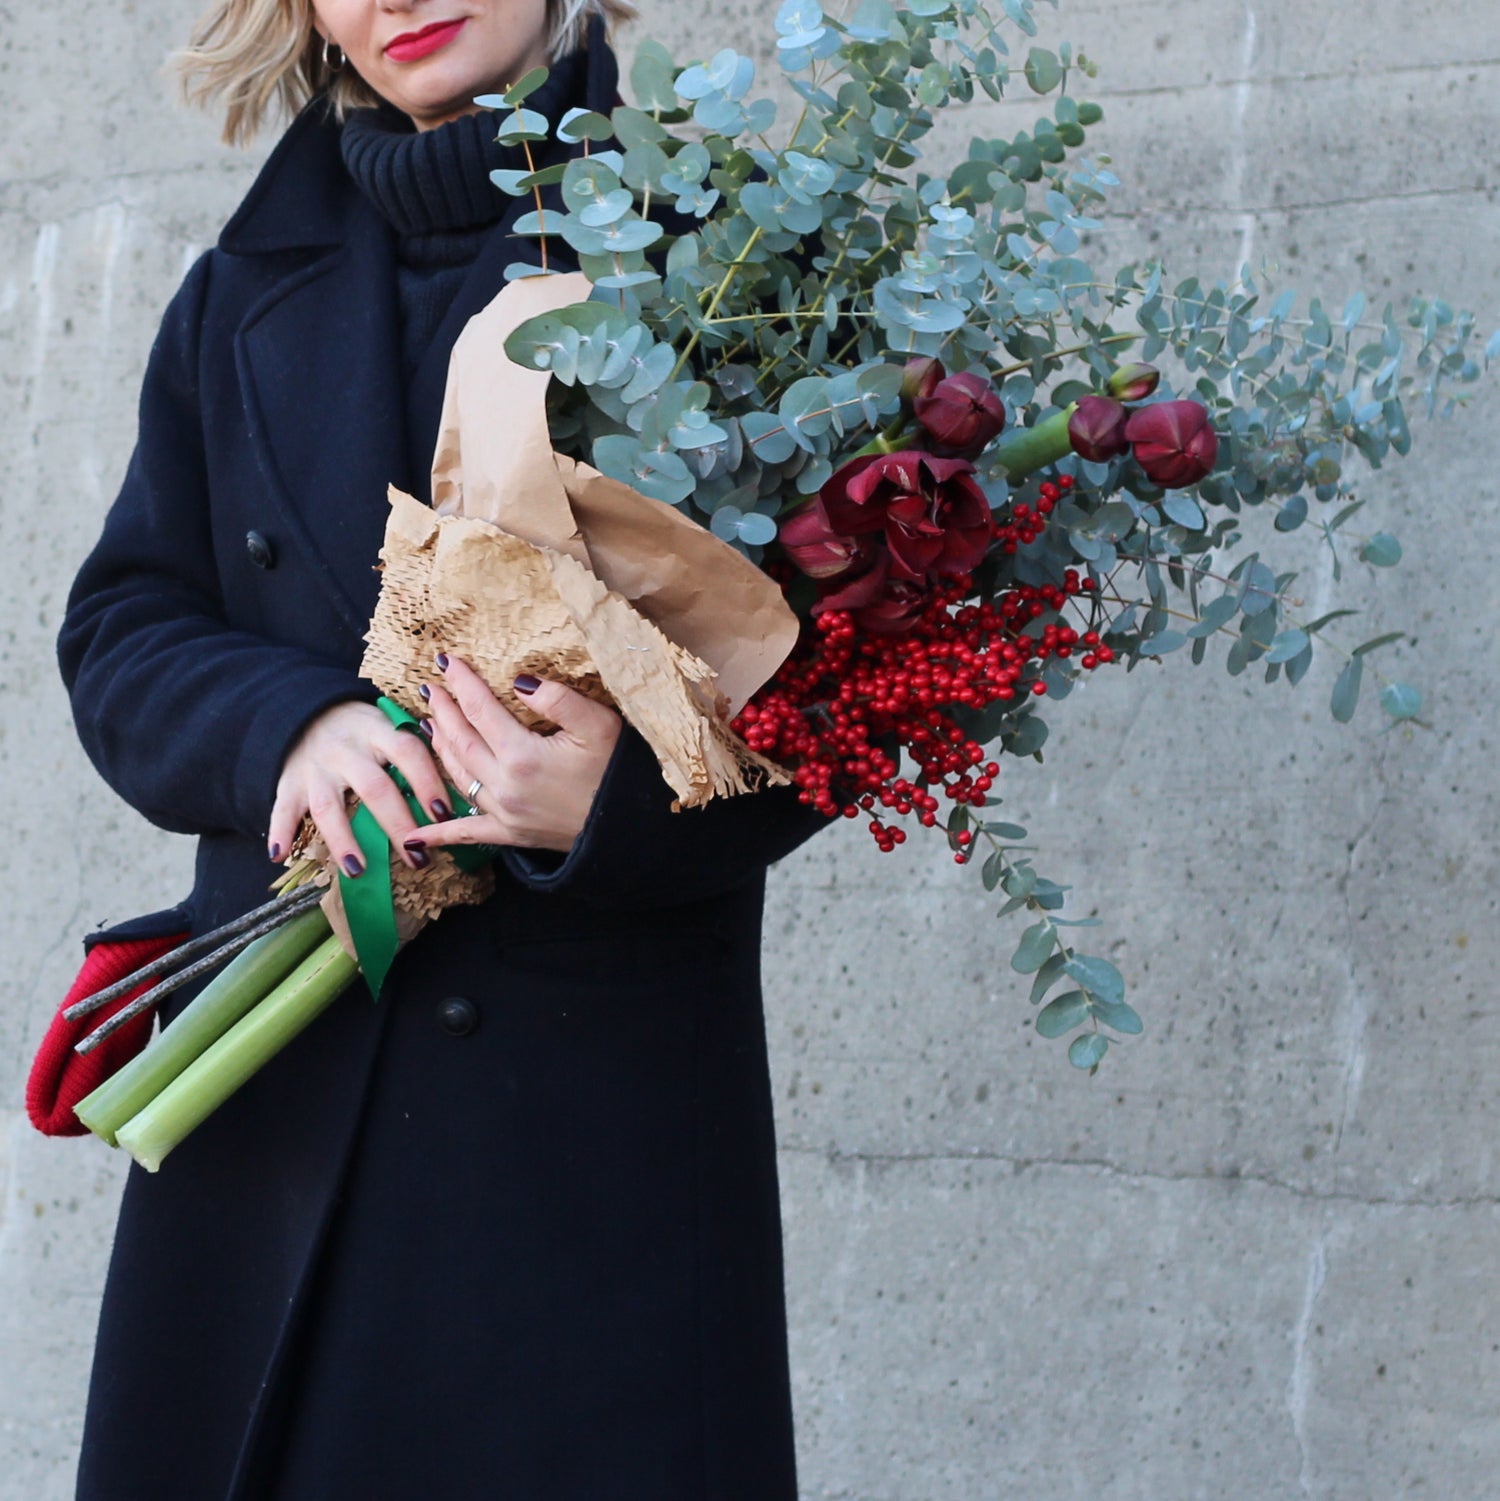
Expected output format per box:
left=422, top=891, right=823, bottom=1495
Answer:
left=3, top=2, right=1497, bottom=1496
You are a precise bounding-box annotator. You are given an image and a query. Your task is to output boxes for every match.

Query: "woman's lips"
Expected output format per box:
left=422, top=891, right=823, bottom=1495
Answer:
left=385, top=17, right=467, bottom=62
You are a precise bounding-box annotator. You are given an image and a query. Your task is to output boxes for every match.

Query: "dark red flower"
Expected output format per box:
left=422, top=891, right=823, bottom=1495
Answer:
left=811, top=552, right=931, bottom=636
left=900, top=356, right=944, bottom=408
left=779, top=499, right=872, bottom=580
left=1067, top=396, right=1130, bottom=462
left=1106, top=363, right=1161, bottom=402
left=1124, top=400, right=1219, bottom=488
left=820, top=450, right=994, bottom=582
left=816, top=548, right=893, bottom=613
left=853, top=576, right=930, bottom=635
left=913, top=371, right=1006, bottom=457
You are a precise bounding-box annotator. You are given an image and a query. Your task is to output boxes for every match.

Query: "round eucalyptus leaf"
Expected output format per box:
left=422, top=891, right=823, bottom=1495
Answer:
left=557, top=107, right=614, bottom=143
left=1068, top=1033, right=1109, bottom=1070
left=736, top=511, right=778, bottom=545
left=577, top=189, right=636, bottom=228
left=1359, top=532, right=1403, bottom=567
left=1036, top=991, right=1089, bottom=1039
left=1379, top=682, right=1423, bottom=721
left=1011, top=921, right=1056, bottom=974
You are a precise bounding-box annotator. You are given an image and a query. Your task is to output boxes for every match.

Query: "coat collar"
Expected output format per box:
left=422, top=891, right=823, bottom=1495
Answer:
left=219, top=99, right=356, bottom=257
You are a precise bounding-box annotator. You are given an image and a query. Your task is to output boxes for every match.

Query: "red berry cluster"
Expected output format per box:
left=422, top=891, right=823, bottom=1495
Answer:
left=734, top=560, right=1115, bottom=858
left=995, top=474, right=1073, bottom=554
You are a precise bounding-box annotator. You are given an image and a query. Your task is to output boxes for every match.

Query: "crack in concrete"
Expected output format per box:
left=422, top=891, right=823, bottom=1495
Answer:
left=781, top=1144, right=1500, bottom=1211
left=1228, top=3, right=1260, bottom=276
left=0, top=159, right=255, bottom=199
left=1112, top=182, right=1492, bottom=221
left=798, top=1492, right=901, bottom=1501
left=1333, top=737, right=1390, bottom=1151
left=1286, top=1231, right=1329, bottom=1499
left=1089, top=55, right=1500, bottom=101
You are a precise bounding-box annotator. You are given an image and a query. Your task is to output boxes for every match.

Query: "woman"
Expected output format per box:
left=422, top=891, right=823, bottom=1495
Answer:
left=59, top=2, right=826, bottom=1496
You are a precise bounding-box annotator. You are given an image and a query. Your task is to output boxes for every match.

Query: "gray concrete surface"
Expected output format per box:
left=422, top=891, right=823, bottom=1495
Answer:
left=3, top=2, right=1498, bottom=1497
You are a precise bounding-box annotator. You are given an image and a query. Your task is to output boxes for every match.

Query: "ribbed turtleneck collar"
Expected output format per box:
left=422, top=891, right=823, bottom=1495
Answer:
left=340, top=46, right=586, bottom=238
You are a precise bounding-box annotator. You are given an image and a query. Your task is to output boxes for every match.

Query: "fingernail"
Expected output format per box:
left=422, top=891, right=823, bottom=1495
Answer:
left=407, top=846, right=430, bottom=870
left=403, top=838, right=427, bottom=852
left=268, top=842, right=282, bottom=862
left=435, top=652, right=450, bottom=671
left=429, top=798, right=451, bottom=820
left=514, top=673, right=541, bottom=695
left=418, top=683, right=431, bottom=702
left=419, top=718, right=435, bottom=739
left=341, top=854, right=364, bottom=878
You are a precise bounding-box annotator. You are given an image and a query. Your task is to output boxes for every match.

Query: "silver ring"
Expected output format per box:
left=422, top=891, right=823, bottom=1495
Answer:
left=465, top=779, right=484, bottom=813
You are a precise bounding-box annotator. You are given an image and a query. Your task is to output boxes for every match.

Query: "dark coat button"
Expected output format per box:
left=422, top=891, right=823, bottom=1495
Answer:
left=245, top=530, right=276, bottom=569
left=436, top=997, right=479, bottom=1037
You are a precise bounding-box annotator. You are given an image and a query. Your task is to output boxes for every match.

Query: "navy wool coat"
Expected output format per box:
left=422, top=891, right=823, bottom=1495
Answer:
left=60, top=40, right=824, bottom=1501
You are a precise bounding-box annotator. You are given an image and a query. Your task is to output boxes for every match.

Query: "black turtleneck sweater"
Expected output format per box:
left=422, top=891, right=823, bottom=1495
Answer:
left=340, top=49, right=586, bottom=380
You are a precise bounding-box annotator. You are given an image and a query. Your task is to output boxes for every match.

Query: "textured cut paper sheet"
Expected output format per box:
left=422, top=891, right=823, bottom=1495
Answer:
left=361, top=271, right=800, bottom=808
left=362, top=490, right=785, bottom=808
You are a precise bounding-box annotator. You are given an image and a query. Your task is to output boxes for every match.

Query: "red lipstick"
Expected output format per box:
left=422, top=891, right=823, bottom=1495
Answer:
left=385, top=17, right=467, bottom=62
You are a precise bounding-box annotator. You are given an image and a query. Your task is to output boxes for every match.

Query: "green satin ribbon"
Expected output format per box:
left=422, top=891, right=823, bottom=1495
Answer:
left=337, top=696, right=491, bottom=998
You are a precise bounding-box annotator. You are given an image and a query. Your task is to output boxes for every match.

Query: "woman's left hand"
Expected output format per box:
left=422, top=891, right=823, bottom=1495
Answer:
left=411, top=655, right=622, bottom=856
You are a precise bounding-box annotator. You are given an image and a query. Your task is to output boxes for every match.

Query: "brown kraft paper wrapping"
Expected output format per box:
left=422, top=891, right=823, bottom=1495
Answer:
left=361, top=271, right=801, bottom=809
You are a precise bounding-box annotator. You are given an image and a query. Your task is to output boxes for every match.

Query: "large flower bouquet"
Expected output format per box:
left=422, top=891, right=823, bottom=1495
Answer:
left=491, top=0, right=1490, bottom=1065
left=37, top=0, right=1492, bottom=1165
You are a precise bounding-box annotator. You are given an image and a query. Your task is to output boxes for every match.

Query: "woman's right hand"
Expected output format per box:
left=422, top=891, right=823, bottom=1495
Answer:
left=267, top=701, right=452, bottom=876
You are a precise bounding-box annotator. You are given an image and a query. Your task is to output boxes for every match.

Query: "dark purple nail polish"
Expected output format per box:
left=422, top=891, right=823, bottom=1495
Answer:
left=418, top=683, right=431, bottom=702
left=435, top=652, right=450, bottom=671
left=342, top=854, right=364, bottom=878
left=403, top=838, right=427, bottom=852
left=430, top=798, right=451, bottom=821
left=514, top=673, right=541, bottom=695
left=419, top=718, right=435, bottom=738
left=407, top=846, right=430, bottom=870
left=268, top=842, right=282, bottom=862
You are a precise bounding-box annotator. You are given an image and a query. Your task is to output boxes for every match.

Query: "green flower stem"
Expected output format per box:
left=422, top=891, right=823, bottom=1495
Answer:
left=113, top=934, right=358, bottom=1173
left=992, top=406, right=1078, bottom=480
left=73, top=887, right=327, bottom=1052
left=671, top=224, right=765, bottom=381
left=63, top=884, right=320, bottom=1024
left=849, top=418, right=918, bottom=458
left=74, top=906, right=331, bottom=1146
left=988, top=331, right=1141, bottom=381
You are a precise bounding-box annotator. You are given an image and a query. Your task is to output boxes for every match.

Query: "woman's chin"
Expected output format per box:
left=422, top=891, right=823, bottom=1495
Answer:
left=375, top=76, right=491, bottom=130
left=372, top=43, right=544, bottom=129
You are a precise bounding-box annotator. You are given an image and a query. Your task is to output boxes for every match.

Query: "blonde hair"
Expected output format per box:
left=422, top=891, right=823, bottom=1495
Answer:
left=178, top=0, right=636, bottom=146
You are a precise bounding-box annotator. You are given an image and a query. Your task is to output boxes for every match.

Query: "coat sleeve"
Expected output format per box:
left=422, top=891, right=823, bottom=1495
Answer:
left=501, top=725, right=833, bottom=909
left=57, top=254, right=376, bottom=841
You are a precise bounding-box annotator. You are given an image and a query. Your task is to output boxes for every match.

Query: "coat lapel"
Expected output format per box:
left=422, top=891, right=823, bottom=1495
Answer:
left=235, top=234, right=410, bottom=639
left=222, top=106, right=412, bottom=644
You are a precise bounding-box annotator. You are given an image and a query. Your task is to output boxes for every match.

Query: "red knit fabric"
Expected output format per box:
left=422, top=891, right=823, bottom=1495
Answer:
left=25, top=934, right=189, bottom=1137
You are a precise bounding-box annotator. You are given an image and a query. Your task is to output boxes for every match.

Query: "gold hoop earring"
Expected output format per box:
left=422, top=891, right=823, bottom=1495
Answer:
left=322, top=37, right=346, bottom=72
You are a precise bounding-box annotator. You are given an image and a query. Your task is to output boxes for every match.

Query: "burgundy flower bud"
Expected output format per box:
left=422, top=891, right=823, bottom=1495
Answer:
left=1106, top=363, right=1161, bottom=403
left=900, top=356, right=944, bottom=408
left=1067, top=396, right=1130, bottom=463
left=779, top=499, right=870, bottom=580
left=821, top=450, right=994, bottom=583
left=913, top=371, right=1006, bottom=458
left=1124, top=400, right=1219, bottom=489
left=810, top=550, right=931, bottom=637
left=853, top=577, right=930, bottom=636
left=816, top=548, right=892, bottom=614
